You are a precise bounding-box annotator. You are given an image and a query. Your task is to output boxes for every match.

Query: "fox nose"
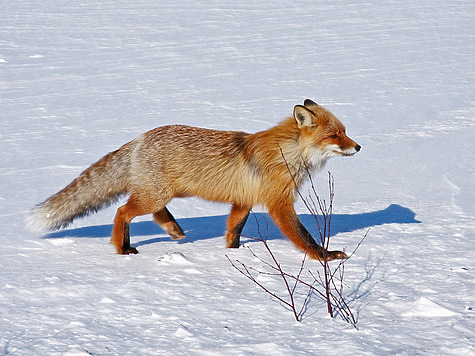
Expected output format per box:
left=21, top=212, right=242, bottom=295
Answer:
left=355, top=144, right=361, bottom=152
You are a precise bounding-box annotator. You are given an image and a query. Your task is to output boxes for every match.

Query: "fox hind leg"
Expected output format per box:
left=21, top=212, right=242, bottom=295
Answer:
left=226, top=204, right=251, bottom=248
left=153, top=207, right=185, bottom=240
left=111, top=202, right=140, bottom=255
left=111, top=194, right=170, bottom=255
left=122, top=221, right=138, bottom=254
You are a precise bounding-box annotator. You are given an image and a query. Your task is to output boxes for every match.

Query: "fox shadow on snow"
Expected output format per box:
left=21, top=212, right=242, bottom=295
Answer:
left=44, top=204, right=420, bottom=248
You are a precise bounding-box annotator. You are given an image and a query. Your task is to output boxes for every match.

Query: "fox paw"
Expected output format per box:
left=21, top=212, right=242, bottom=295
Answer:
left=171, top=233, right=185, bottom=240
left=327, top=250, right=347, bottom=261
left=121, top=247, right=139, bottom=255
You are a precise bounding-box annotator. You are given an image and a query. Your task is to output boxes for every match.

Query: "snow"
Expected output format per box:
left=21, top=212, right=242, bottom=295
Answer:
left=1, top=0, right=474, bottom=355
left=401, top=297, right=459, bottom=318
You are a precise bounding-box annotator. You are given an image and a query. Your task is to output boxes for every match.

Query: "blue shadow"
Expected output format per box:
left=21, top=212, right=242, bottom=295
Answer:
left=43, top=204, right=420, bottom=248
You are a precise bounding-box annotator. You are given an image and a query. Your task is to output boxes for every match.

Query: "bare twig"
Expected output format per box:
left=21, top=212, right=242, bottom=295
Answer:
left=226, top=149, right=367, bottom=327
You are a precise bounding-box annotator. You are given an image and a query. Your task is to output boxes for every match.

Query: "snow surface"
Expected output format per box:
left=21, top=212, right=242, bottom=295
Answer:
left=1, top=0, right=474, bottom=355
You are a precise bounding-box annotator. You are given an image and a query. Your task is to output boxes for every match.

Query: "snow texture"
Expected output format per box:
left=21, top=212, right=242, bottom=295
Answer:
left=1, top=0, right=474, bottom=355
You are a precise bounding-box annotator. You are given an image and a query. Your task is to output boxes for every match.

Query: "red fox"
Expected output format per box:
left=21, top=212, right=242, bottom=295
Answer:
left=28, top=99, right=360, bottom=260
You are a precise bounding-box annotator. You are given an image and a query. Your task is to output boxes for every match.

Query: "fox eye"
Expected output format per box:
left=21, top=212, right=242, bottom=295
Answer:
left=330, top=134, right=338, bottom=139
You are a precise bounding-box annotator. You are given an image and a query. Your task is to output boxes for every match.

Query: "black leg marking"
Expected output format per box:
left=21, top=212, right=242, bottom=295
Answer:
left=229, top=212, right=250, bottom=248
left=123, top=222, right=138, bottom=254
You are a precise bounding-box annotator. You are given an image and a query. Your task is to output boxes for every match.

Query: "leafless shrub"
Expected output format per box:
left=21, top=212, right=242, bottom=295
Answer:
left=226, top=171, right=368, bottom=327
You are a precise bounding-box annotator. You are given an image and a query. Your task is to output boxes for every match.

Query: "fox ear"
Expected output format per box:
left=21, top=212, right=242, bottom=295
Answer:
left=294, top=105, right=316, bottom=128
left=304, top=99, right=318, bottom=107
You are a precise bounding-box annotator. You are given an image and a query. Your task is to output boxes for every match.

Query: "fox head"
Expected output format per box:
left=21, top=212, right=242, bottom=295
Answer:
left=293, top=99, right=360, bottom=166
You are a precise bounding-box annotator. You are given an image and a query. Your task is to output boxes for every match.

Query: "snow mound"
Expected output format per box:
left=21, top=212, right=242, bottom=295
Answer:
left=157, top=252, right=194, bottom=265
left=402, top=297, right=459, bottom=318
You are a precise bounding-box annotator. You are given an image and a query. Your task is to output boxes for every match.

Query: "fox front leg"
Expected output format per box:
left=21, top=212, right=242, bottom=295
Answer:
left=268, top=204, right=347, bottom=261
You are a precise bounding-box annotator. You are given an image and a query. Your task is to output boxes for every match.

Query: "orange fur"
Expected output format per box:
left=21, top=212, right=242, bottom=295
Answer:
left=28, top=99, right=360, bottom=260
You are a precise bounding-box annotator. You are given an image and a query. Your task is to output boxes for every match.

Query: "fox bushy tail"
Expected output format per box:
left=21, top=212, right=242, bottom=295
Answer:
left=27, top=143, right=133, bottom=232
